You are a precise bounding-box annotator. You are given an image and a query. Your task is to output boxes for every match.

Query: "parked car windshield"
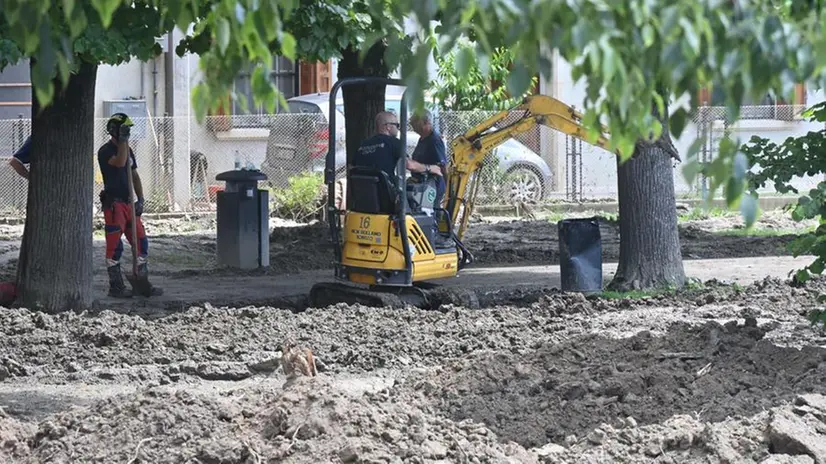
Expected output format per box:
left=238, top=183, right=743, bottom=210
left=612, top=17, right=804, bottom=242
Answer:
left=287, top=101, right=323, bottom=113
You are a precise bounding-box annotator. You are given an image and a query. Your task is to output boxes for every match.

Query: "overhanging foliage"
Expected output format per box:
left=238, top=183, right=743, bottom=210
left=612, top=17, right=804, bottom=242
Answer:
left=741, top=100, right=826, bottom=327
left=430, top=37, right=538, bottom=112
left=1, top=0, right=826, bottom=225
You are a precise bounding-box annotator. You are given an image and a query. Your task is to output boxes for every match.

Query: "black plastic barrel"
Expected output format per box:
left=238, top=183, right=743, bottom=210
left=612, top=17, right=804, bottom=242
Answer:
left=557, top=217, right=603, bottom=293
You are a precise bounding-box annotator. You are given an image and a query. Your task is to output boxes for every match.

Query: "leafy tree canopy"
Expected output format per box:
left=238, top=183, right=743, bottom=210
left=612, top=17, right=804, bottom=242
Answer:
left=743, top=102, right=826, bottom=279
left=0, top=1, right=173, bottom=103
left=419, top=0, right=823, bottom=224
left=429, top=37, right=538, bottom=112
left=177, top=0, right=414, bottom=115
left=2, top=0, right=825, bottom=224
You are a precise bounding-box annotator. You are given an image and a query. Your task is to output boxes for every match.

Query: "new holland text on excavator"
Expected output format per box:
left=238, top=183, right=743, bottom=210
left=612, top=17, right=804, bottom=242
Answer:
left=307, top=77, right=613, bottom=309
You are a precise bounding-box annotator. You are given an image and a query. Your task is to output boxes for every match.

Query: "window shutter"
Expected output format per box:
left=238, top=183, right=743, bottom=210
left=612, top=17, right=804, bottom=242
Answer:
left=299, top=61, right=313, bottom=95
left=299, top=60, right=333, bottom=95
left=317, top=60, right=331, bottom=93
left=794, top=83, right=806, bottom=105
left=207, top=93, right=232, bottom=132
left=697, top=87, right=711, bottom=106
left=775, top=84, right=806, bottom=121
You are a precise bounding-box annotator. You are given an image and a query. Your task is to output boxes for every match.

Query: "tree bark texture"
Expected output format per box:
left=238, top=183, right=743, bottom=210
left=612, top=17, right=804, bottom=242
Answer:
left=337, top=42, right=389, bottom=165
left=608, top=106, right=686, bottom=291
left=16, top=61, right=98, bottom=312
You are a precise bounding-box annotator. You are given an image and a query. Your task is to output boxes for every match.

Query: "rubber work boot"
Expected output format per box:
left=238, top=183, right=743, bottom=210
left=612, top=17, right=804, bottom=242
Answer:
left=136, top=261, right=164, bottom=296
left=107, top=263, right=132, bottom=298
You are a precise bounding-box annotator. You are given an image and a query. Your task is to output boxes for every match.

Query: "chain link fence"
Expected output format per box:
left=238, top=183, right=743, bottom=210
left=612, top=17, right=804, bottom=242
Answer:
left=0, top=103, right=819, bottom=220
left=0, top=116, right=29, bottom=216
left=689, top=104, right=818, bottom=197
left=566, top=103, right=822, bottom=201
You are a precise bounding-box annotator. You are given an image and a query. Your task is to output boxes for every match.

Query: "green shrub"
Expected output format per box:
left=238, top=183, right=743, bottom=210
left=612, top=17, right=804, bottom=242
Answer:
left=269, top=172, right=324, bottom=222
left=140, top=190, right=171, bottom=214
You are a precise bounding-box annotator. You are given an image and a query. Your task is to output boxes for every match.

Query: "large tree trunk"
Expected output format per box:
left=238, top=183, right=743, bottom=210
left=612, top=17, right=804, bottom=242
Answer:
left=608, top=103, right=686, bottom=291
left=16, top=61, right=97, bottom=312
left=337, top=42, right=389, bottom=164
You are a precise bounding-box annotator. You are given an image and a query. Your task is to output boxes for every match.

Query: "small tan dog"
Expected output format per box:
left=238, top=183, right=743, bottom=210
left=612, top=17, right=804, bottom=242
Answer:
left=280, top=339, right=318, bottom=379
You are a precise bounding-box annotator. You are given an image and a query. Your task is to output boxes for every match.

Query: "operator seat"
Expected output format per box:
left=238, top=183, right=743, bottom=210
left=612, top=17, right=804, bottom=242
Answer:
left=347, top=166, right=399, bottom=214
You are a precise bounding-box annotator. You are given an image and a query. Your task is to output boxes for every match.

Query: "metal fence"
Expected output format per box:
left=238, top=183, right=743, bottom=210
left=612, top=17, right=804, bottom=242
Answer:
left=566, top=103, right=823, bottom=201
left=0, top=103, right=819, bottom=219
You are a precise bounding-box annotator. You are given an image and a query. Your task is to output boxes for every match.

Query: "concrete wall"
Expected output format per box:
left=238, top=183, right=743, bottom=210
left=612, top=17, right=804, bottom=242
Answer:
left=94, top=59, right=165, bottom=119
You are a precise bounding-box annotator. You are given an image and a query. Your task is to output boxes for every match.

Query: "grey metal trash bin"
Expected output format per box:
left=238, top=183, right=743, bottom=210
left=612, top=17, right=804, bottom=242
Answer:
left=215, top=169, right=270, bottom=269
left=558, top=217, right=602, bottom=293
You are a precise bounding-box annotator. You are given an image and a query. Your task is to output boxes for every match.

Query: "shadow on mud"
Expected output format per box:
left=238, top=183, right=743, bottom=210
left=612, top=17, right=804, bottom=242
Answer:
left=409, top=320, right=826, bottom=448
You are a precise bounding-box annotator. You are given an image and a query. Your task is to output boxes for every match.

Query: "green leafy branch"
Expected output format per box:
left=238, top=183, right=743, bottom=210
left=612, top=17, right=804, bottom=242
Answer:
left=740, top=99, right=826, bottom=329
left=429, top=37, right=537, bottom=112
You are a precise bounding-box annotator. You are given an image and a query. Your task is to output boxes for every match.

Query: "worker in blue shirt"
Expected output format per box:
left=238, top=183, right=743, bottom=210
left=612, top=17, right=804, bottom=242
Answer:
left=8, top=135, right=31, bottom=180
left=409, top=110, right=447, bottom=209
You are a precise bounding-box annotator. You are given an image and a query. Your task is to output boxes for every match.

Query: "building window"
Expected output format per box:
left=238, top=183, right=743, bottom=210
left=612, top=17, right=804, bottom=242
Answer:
left=0, top=60, right=32, bottom=121
left=231, top=56, right=299, bottom=128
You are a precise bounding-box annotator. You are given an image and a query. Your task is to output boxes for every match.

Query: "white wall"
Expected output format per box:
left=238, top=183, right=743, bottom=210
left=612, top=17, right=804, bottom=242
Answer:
left=94, top=58, right=165, bottom=120
left=170, top=29, right=197, bottom=208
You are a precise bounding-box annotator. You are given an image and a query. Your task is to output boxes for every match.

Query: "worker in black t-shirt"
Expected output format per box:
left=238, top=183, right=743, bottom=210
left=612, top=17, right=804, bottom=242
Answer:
left=354, top=110, right=444, bottom=184
left=97, top=113, right=162, bottom=298
left=353, top=111, right=404, bottom=180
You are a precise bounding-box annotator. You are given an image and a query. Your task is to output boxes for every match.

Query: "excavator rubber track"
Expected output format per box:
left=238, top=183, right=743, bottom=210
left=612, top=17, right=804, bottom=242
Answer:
left=308, top=282, right=480, bottom=310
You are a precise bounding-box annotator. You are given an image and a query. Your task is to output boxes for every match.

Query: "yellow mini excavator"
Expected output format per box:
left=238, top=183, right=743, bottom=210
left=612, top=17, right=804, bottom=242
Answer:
left=308, top=77, right=612, bottom=309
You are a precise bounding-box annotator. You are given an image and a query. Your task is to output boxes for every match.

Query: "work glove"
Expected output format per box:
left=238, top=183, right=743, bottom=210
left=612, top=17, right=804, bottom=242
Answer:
left=135, top=197, right=144, bottom=216
left=118, top=124, right=131, bottom=142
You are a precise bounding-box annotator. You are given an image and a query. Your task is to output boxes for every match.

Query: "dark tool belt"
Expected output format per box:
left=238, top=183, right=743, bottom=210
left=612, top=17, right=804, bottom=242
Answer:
left=99, top=190, right=129, bottom=209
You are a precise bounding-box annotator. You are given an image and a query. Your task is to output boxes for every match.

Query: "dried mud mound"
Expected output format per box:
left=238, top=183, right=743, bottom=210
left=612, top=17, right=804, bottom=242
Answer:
left=0, top=409, right=35, bottom=463
left=409, top=320, right=826, bottom=449
left=534, top=393, right=826, bottom=463
left=462, top=218, right=799, bottom=266
left=4, top=379, right=826, bottom=463
left=269, top=222, right=334, bottom=273
left=7, top=377, right=536, bottom=463
left=2, top=278, right=826, bottom=463
left=246, top=216, right=802, bottom=275
left=1, top=278, right=823, bottom=386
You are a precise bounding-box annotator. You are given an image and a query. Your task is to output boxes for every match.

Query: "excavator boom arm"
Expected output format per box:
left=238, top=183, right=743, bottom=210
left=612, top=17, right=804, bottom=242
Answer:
left=445, top=95, right=613, bottom=240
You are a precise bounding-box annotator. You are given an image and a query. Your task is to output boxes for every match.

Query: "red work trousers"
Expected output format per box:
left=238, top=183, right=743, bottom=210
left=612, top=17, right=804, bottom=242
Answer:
left=104, top=201, right=147, bottom=260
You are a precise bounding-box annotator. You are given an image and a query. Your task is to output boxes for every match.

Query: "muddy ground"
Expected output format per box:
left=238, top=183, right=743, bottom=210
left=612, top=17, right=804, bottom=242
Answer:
left=0, top=207, right=813, bottom=280
left=1, top=277, right=826, bottom=463
left=1, top=208, right=825, bottom=463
